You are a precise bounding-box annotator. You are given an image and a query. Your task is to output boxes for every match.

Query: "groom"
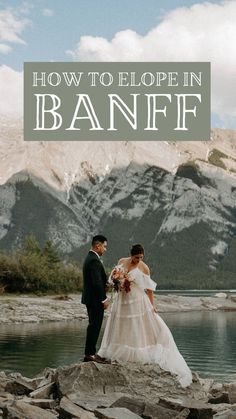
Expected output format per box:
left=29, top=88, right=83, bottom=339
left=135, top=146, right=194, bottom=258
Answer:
left=82, top=234, right=109, bottom=362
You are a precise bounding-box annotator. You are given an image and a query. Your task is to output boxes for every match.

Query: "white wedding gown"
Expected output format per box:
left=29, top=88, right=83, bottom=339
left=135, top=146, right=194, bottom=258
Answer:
left=98, top=267, right=192, bottom=387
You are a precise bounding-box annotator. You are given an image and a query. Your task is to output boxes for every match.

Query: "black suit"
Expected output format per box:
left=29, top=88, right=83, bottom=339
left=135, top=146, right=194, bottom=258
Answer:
left=82, top=251, right=107, bottom=356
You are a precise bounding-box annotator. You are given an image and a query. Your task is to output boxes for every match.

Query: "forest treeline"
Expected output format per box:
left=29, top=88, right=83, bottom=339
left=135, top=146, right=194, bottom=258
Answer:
left=0, top=235, right=83, bottom=294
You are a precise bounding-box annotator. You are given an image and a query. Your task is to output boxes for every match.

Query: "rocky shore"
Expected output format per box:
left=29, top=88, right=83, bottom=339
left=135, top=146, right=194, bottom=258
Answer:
left=0, top=361, right=236, bottom=418
left=0, top=293, right=236, bottom=324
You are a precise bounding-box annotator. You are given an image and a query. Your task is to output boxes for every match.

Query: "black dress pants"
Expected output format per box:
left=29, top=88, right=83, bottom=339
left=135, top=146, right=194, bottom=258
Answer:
left=85, top=303, right=104, bottom=356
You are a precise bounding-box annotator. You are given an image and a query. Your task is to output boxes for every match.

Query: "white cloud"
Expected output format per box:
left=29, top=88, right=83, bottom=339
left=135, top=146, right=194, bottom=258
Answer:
left=0, top=65, right=23, bottom=117
left=0, top=7, right=30, bottom=54
left=42, top=8, right=54, bottom=17
left=19, top=2, right=34, bottom=15
left=67, top=1, right=236, bottom=124
left=0, top=43, right=11, bottom=54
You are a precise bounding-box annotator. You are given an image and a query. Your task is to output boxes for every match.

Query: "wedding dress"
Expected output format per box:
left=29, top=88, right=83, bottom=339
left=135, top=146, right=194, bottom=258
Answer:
left=98, top=266, right=192, bottom=387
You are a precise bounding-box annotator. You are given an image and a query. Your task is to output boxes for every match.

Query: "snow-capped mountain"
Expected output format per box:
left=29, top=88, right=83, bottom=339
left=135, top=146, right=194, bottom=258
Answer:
left=0, top=116, right=236, bottom=288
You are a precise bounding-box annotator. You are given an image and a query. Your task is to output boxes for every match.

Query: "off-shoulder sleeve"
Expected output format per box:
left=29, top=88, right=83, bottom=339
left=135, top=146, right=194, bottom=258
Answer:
left=132, top=270, right=157, bottom=291
left=142, top=273, right=157, bottom=290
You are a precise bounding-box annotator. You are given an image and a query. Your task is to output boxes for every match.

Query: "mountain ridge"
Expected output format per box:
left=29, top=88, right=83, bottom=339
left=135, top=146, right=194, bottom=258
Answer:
left=0, top=118, right=236, bottom=288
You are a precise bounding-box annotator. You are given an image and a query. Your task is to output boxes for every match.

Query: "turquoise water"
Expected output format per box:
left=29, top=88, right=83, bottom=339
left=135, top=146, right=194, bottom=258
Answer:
left=0, top=311, right=235, bottom=383
left=156, top=289, right=236, bottom=297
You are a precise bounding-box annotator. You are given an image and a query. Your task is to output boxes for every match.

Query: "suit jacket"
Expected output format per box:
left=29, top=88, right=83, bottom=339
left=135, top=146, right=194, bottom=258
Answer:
left=81, top=251, right=107, bottom=306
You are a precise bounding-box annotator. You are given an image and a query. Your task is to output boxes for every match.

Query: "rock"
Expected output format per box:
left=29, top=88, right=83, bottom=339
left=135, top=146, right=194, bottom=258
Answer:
left=52, top=295, right=72, bottom=301
left=143, top=402, right=180, bottom=418
left=214, top=293, right=227, bottom=298
left=0, top=393, right=14, bottom=403
left=175, top=408, right=191, bottom=418
left=29, top=382, right=56, bottom=399
left=111, top=396, right=145, bottom=416
left=7, top=371, right=40, bottom=387
left=56, top=362, right=130, bottom=396
left=111, top=395, right=185, bottom=419
left=56, top=362, right=205, bottom=404
left=94, top=407, right=142, bottom=419
left=229, top=295, right=236, bottom=303
left=213, top=405, right=236, bottom=418
left=198, top=377, right=214, bottom=394
left=68, top=392, right=126, bottom=411
left=208, top=393, right=230, bottom=404
left=22, top=396, right=57, bottom=409
left=159, top=396, right=214, bottom=418
left=210, top=383, right=224, bottom=395
left=229, top=384, right=236, bottom=404
left=1, top=361, right=236, bottom=419
left=41, top=367, right=57, bottom=383
left=3, top=400, right=58, bottom=418
left=60, top=396, right=96, bottom=418
left=5, top=376, right=35, bottom=395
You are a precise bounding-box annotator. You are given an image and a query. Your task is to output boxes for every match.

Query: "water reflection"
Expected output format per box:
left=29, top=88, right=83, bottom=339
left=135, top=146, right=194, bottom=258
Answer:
left=0, top=312, right=235, bottom=382
left=162, top=312, right=236, bottom=382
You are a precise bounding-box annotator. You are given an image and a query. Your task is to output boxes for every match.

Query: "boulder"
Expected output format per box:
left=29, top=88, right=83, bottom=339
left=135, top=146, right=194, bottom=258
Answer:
left=111, top=396, right=145, bottom=416
left=94, top=407, right=142, bottom=419
left=111, top=395, right=187, bottom=418
left=55, top=362, right=206, bottom=403
left=68, top=392, right=126, bottom=411
left=22, top=396, right=57, bottom=409
left=229, top=295, right=236, bottom=303
left=229, top=383, right=236, bottom=404
left=1, top=361, right=236, bottom=419
left=175, top=408, right=191, bottom=418
left=59, top=396, right=96, bottom=418
left=3, top=400, right=58, bottom=418
left=29, top=382, right=56, bottom=399
left=214, top=293, right=227, bottom=298
left=210, top=383, right=224, bottom=395
left=143, top=402, right=182, bottom=418
left=159, top=396, right=215, bottom=418
left=5, top=377, right=35, bottom=396
left=213, top=405, right=236, bottom=418
left=208, top=393, right=230, bottom=404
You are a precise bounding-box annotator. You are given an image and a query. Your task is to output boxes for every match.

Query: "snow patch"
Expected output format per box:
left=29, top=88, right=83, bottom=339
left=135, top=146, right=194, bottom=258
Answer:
left=211, top=241, right=228, bottom=256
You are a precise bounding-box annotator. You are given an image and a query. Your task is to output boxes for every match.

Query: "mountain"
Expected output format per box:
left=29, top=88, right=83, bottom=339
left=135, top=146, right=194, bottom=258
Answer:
left=0, top=116, right=236, bottom=288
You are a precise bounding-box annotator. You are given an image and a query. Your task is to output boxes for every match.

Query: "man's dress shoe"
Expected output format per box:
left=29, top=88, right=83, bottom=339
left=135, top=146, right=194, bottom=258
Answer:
left=83, top=354, right=110, bottom=363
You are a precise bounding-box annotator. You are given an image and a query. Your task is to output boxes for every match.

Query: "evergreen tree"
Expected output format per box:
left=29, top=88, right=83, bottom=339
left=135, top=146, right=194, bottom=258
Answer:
left=22, top=234, right=41, bottom=255
left=43, top=240, right=60, bottom=265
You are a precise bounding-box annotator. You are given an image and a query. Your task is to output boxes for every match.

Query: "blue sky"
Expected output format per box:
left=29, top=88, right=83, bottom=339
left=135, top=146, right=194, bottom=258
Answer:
left=0, top=0, right=235, bottom=129
left=0, top=0, right=225, bottom=70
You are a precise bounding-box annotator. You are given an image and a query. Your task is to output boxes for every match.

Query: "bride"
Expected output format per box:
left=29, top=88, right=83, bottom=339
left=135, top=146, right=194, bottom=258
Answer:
left=98, top=243, right=192, bottom=388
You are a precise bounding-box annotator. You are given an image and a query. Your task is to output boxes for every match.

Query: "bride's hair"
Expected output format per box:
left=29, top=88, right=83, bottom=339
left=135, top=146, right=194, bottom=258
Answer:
left=130, top=243, right=144, bottom=256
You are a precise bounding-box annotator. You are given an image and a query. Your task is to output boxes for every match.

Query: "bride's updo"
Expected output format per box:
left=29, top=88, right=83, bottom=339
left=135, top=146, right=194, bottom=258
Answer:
left=130, top=243, right=144, bottom=256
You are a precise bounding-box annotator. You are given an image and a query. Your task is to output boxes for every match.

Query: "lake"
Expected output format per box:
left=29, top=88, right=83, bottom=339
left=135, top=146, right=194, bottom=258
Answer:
left=156, top=289, right=236, bottom=297
left=0, top=311, right=235, bottom=383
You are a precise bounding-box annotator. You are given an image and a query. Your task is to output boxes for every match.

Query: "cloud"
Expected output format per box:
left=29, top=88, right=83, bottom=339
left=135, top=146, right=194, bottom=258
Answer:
left=19, top=2, right=34, bottom=15
left=0, top=65, right=23, bottom=117
left=0, top=7, right=30, bottom=54
left=67, top=1, right=236, bottom=124
left=0, top=43, right=11, bottom=54
left=42, top=8, right=54, bottom=17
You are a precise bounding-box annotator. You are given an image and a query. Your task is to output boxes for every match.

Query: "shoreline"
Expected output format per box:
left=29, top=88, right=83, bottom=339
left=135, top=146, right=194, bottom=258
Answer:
left=0, top=292, right=236, bottom=324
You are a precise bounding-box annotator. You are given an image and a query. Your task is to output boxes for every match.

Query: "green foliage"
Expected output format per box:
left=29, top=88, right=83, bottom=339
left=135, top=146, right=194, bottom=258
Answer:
left=22, top=234, right=41, bottom=255
left=42, top=240, right=61, bottom=264
left=0, top=235, right=82, bottom=293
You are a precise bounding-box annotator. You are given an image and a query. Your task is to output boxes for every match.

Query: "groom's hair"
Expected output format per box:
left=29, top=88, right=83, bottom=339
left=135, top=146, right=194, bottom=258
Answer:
left=92, top=235, right=107, bottom=246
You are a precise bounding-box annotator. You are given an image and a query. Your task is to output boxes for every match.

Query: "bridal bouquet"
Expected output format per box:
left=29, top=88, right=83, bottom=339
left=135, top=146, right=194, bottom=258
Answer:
left=109, top=265, right=132, bottom=293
